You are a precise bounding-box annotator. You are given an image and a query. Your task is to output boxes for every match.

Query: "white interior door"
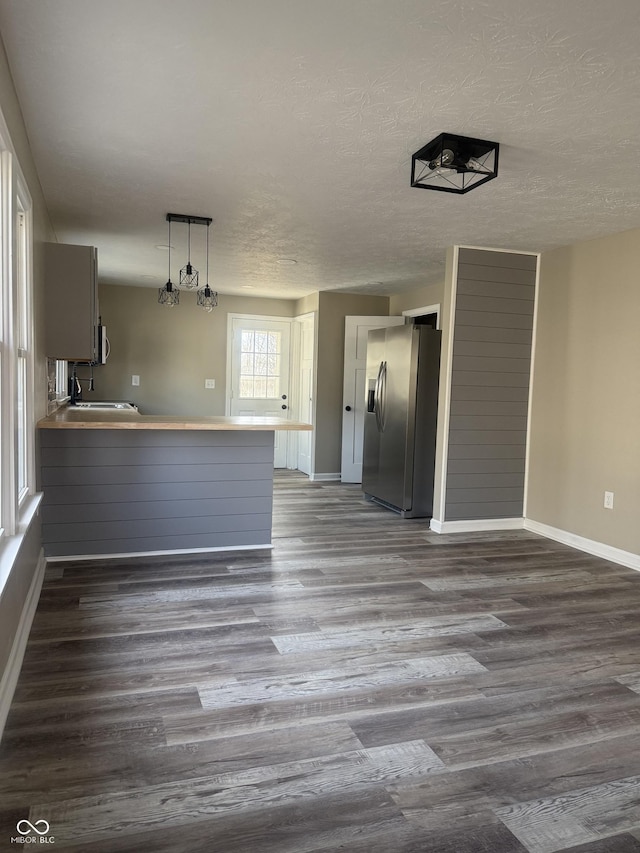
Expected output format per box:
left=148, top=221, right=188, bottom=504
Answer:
left=229, top=316, right=292, bottom=468
left=341, top=315, right=405, bottom=483
left=295, top=313, right=315, bottom=475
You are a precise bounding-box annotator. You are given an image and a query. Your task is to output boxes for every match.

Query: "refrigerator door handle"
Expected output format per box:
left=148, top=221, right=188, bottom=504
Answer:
left=373, top=361, right=384, bottom=432
left=379, top=360, right=388, bottom=431
left=374, top=360, right=387, bottom=432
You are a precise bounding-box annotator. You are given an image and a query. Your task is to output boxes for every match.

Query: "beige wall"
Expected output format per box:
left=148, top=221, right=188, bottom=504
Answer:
left=527, top=229, right=640, bottom=555
left=92, top=286, right=390, bottom=475
left=314, top=291, right=390, bottom=474
left=389, top=280, right=444, bottom=316
left=294, top=292, right=319, bottom=315
left=87, top=285, right=297, bottom=416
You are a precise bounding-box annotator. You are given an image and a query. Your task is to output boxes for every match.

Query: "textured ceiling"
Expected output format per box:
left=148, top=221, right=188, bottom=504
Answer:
left=1, top=0, right=640, bottom=299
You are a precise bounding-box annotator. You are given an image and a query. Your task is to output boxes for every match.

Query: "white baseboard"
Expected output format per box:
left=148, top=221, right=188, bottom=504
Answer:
left=430, top=517, right=525, bottom=534
left=309, top=472, right=342, bottom=482
left=0, top=549, right=46, bottom=740
left=524, top=519, right=640, bottom=572
left=46, top=542, right=274, bottom=563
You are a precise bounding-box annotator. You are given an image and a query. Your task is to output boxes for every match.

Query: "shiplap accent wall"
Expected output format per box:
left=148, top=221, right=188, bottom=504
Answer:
left=40, top=430, right=274, bottom=557
left=445, top=248, right=537, bottom=521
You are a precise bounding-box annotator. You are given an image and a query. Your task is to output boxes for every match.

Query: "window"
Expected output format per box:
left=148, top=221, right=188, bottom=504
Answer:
left=0, top=136, right=35, bottom=544
left=239, top=329, right=282, bottom=399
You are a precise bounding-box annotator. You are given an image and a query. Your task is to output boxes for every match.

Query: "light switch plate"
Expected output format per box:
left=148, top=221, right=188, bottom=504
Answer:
left=132, top=374, right=140, bottom=386
left=205, top=379, right=215, bottom=389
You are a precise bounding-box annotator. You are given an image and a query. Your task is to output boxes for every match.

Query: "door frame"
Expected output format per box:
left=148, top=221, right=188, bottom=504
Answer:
left=402, top=303, right=441, bottom=328
left=288, top=311, right=317, bottom=472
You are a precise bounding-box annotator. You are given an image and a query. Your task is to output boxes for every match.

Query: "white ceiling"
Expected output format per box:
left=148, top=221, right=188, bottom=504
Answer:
left=1, top=0, right=640, bottom=299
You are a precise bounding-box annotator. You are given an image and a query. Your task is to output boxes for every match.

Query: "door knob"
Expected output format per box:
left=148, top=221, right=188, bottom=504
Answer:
left=345, top=405, right=352, bottom=411
left=282, top=404, right=287, bottom=410
left=281, top=394, right=287, bottom=400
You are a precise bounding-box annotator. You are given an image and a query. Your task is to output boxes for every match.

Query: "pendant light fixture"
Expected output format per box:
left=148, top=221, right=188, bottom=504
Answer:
left=197, top=219, right=218, bottom=313
left=159, top=213, right=215, bottom=310
left=158, top=216, right=179, bottom=306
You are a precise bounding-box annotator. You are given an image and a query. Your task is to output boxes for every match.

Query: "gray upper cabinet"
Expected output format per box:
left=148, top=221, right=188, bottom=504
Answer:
left=44, top=242, right=99, bottom=362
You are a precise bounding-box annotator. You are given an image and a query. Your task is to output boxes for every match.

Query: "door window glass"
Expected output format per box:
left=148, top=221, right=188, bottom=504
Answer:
left=239, top=330, right=281, bottom=398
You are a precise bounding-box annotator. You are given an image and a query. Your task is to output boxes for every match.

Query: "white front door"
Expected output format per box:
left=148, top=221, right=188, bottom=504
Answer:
left=341, top=315, right=405, bottom=483
left=228, top=316, right=292, bottom=468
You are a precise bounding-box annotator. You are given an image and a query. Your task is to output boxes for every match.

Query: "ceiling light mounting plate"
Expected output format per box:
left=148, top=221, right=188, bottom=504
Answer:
left=411, top=132, right=499, bottom=194
left=166, top=213, right=213, bottom=227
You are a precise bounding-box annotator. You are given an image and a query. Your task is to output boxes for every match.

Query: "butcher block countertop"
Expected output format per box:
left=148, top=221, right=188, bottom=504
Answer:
left=38, top=407, right=313, bottom=431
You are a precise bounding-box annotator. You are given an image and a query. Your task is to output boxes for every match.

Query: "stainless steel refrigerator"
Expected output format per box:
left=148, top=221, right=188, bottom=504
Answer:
left=362, top=324, right=441, bottom=517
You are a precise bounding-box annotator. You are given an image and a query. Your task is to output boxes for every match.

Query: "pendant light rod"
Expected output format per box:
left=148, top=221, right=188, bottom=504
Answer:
left=206, top=219, right=210, bottom=285
left=167, top=216, right=171, bottom=278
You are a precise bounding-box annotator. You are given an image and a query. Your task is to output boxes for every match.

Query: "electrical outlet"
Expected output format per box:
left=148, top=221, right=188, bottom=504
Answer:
left=204, top=379, right=216, bottom=389
left=132, top=374, right=140, bottom=386
left=604, top=491, right=614, bottom=509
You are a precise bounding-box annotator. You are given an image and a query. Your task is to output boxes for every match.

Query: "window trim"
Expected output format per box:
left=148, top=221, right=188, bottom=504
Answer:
left=0, top=109, right=36, bottom=547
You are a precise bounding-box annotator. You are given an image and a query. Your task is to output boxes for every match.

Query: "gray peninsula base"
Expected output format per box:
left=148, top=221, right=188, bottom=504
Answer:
left=39, top=429, right=275, bottom=558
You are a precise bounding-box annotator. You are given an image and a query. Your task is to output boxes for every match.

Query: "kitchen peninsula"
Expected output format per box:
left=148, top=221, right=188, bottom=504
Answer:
left=38, top=407, right=312, bottom=558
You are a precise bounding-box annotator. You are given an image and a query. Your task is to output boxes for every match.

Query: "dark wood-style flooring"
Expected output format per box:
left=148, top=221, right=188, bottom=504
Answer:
left=3, top=472, right=640, bottom=852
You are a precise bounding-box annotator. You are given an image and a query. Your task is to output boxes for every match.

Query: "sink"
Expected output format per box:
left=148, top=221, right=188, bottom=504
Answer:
left=71, top=401, right=138, bottom=411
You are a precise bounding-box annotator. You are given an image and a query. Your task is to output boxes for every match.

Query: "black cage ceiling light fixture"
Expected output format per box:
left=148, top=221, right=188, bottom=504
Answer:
left=158, top=213, right=217, bottom=312
left=411, top=133, right=499, bottom=194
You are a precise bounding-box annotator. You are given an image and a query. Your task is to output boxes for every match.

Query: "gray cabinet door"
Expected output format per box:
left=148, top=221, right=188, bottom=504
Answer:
left=44, top=242, right=98, bottom=361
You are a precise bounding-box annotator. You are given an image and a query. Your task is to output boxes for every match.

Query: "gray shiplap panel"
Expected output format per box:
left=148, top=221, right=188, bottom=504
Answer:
left=458, top=248, right=537, bottom=270
left=445, top=501, right=524, bottom=520
left=448, top=415, right=528, bottom=432
left=449, top=430, right=527, bottom=446
left=447, top=444, right=526, bottom=460
left=447, top=457, right=527, bottom=474
left=449, top=400, right=529, bottom=417
left=452, top=324, right=533, bottom=344
left=41, top=478, right=273, bottom=506
left=456, top=294, right=535, bottom=316
left=447, top=385, right=530, bottom=402
left=457, top=264, right=537, bottom=286
left=41, top=496, right=272, bottom=525
left=451, top=371, right=531, bottom=388
left=44, top=529, right=272, bottom=557
left=455, top=310, right=534, bottom=330
left=40, top=444, right=272, bottom=468
left=42, top=513, right=273, bottom=544
left=39, top=429, right=274, bottom=449
left=446, top=472, right=525, bottom=489
left=452, top=340, right=532, bottom=360
left=457, top=276, right=535, bottom=297
left=446, top=486, right=525, bottom=504
left=452, top=356, right=530, bottom=375
left=41, top=462, right=274, bottom=487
